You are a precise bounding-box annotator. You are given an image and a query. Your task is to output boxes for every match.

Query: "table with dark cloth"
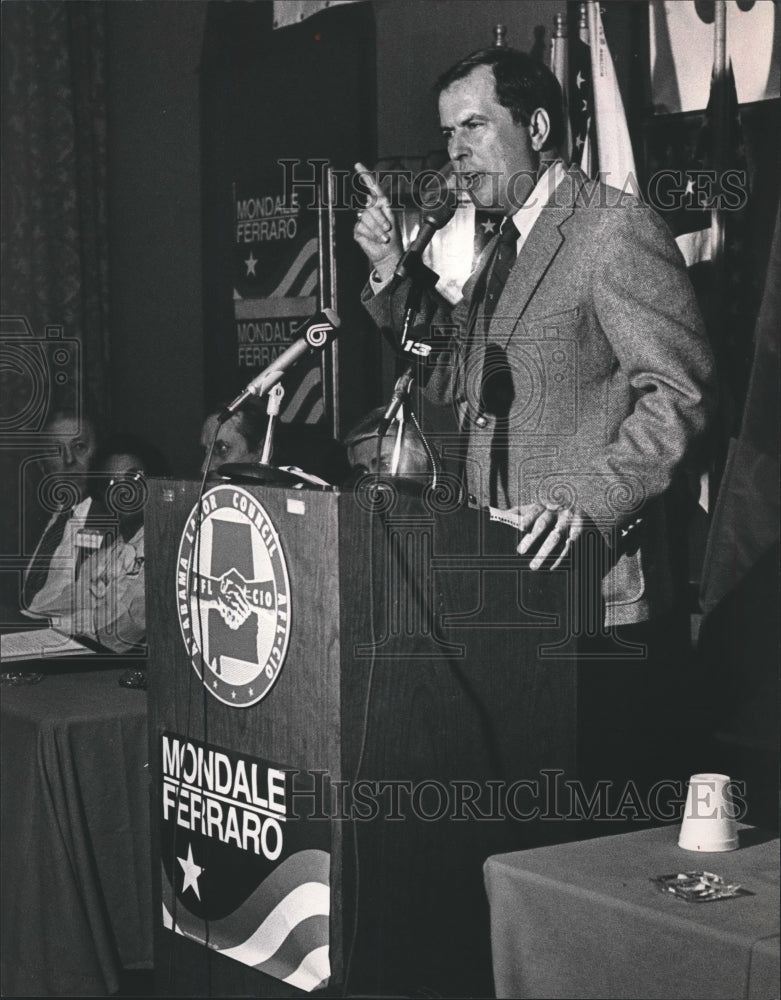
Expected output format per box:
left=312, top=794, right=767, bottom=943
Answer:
left=484, top=824, right=780, bottom=1000
left=0, top=667, right=152, bottom=996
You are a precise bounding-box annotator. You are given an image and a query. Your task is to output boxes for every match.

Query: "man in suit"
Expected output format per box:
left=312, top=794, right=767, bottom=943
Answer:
left=354, top=48, right=719, bottom=801
left=354, top=46, right=717, bottom=633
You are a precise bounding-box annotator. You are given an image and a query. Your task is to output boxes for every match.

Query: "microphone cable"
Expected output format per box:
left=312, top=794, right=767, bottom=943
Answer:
left=341, top=463, right=388, bottom=997
left=164, top=426, right=219, bottom=996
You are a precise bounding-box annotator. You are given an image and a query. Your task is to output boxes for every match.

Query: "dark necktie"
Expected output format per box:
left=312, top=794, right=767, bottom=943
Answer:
left=483, top=215, right=519, bottom=330
left=23, top=508, right=72, bottom=607
left=477, top=216, right=520, bottom=424
left=478, top=218, right=520, bottom=506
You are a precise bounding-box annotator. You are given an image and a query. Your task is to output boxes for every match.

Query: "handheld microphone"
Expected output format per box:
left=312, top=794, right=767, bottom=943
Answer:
left=392, top=166, right=458, bottom=287
left=377, top=365, right=414, bottom=438
left=220, top=308, right=340, bottom=422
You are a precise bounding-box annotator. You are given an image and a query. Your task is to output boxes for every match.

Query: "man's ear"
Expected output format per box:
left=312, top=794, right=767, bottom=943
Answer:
left=529, top=108, right=551, bottom=151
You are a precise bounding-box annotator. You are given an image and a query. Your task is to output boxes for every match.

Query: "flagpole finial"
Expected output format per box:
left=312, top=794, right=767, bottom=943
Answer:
left=578, top=3, right=589, bottom=43
left=553, top=12, right=567, bottom=38
left=493, top=24, right=507, bottom=48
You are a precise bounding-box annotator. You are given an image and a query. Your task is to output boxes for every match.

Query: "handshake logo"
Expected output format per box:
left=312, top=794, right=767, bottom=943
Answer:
left=176, top=485, right=292, bottom=708
left=195, top=567, right=276, bottom=631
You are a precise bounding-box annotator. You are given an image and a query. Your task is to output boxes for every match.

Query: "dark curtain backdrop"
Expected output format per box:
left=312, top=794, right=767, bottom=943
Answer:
left=1, top=0, right=110, bottom=421
left=0, top=0, right=110, bottom=614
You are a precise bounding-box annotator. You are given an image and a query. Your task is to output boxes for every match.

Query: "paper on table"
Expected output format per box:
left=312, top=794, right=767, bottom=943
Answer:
left=0, top=628, right=93, bottom=662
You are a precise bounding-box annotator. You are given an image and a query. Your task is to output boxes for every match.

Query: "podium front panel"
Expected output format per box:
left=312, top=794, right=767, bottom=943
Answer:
left=146, top=478, right=580, bottom=997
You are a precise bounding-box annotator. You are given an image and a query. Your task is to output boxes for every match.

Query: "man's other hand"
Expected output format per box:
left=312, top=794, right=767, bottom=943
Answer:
left=513, top=502, right=584, bottom=570
left=353, top=161, right=403, bottom=283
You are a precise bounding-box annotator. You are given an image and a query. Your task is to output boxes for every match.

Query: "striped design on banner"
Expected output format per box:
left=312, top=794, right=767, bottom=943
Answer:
left=233, top=235, right=323, bottom=424
left=162, top=848, right=331, bottom=992
left=233, top=237, right=319, bottom=307
left=281, top=367, right=324, bottom=425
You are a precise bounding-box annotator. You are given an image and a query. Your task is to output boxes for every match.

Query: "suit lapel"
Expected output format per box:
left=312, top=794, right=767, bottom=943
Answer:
left=461, top=236, right=499, bottom=334
left=490, top=167, right=588, bottom=348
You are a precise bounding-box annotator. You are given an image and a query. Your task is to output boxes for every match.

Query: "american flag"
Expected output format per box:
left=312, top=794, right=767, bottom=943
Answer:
left=658, top=61, right=758, bottom=427
left=568, top=5, right=597, bottom=175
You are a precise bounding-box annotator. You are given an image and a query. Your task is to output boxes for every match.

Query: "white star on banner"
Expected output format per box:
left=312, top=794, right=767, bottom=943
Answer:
left=245, top=252, right=258, bottom=276
left=481, top=219, right=497, bottom=235
left=178, top=843, right=205, bottom=900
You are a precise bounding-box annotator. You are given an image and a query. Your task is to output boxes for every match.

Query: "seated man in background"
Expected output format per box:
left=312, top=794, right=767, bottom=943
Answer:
left=199, top=401, right=268, bottom=476
left=22, top=408, right=99, bottom=619
left=25, top=432, right=169, bottom=654
left=200, top=398, right=350, bottom=485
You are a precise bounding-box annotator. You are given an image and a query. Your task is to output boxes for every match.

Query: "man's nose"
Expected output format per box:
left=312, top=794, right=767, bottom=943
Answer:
left=61, top=444, right=75, bottom=467
left=449, top=134, right=469, bottom=162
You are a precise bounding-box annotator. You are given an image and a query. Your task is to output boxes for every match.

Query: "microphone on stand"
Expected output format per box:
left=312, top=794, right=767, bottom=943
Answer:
left=377, top=365, right=415, bottom=439
left=220, top=308, right=340, bottom=422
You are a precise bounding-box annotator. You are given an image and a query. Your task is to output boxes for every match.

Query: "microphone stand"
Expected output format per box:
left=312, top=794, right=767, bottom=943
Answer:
left=397, top=254, right=439, bottom=352
left=217, top=381, right=308, bottom=488
left=381, top=253, right=438, bottom=439
left=389, top=402, right=408, bottom=476
left=374, top=256, right=437, bottom=484
left=373, top=370, right=413, bottom=482
left=375, top=213, right=451, bottom=483
left=260, top=384, right=284, bottom=466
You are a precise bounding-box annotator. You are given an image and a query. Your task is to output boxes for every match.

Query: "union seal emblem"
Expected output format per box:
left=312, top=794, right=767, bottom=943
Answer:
left=176, top=485, right=291, bottom=706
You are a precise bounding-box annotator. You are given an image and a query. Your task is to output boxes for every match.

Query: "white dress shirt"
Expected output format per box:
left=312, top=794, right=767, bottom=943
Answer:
left=370, top=158, right=568, bottom=295
left=23, top=496, right=93, bottom=619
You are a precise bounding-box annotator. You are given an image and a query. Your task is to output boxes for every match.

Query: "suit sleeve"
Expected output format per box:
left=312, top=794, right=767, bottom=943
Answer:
left=582, top=202, right=717, bottom=528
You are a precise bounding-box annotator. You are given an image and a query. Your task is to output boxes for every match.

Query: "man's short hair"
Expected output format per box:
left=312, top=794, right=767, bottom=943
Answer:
left=434, top=47, right=565, bottom=152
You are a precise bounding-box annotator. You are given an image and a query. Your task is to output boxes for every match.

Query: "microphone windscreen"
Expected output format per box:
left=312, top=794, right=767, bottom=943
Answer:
left=416, top=161, right=457, bottom=230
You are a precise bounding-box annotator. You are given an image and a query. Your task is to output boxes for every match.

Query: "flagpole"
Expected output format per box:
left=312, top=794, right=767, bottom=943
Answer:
left=709, top=0, right=732, bottom=487
left=328, top=166, right=340, bottom=439
left=711, top=0, right=727, bottom=284
left=578, top=3, right=593, bottom=177
left=550, top=12, right=573, bottom=162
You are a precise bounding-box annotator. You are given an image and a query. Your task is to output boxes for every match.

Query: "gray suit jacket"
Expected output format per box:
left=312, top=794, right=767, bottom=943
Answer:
left=364, top=166, right=717, bottom=625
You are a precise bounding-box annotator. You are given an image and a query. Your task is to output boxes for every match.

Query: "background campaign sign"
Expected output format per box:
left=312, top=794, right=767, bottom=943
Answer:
left=200, top=1, right=378, bottom=442
left=160, top=732, right=331, bottom=992
left=232, top=175, right=325, bottom=425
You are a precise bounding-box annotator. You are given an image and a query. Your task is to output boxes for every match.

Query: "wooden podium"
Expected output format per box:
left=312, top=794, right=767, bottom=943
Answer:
left=145, top=476, right=587, bottom=998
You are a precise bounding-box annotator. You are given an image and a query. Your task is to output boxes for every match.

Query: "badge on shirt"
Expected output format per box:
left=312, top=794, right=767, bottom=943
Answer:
left=75, top=530, right=104, bottom=550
